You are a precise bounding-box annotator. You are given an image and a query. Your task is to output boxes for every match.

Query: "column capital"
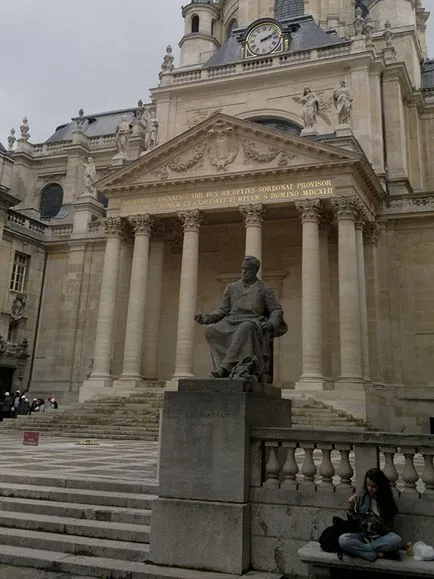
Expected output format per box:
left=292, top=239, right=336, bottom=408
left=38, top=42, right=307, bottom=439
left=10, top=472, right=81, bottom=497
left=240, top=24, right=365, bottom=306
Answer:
left=103, top=216, right=127, bottom=238
left=178, top=210, right=202, bottom=233
left=128, top=214, right=153, bottom=236
left=295, top=199, right=321, bottom=223
left=330, top=197, right=358, bottom=221
left=363, top=220, right=381, bottom=245
left=151, top=220, right=167, bottom=240
left=239, top=203, right=265, bottom=226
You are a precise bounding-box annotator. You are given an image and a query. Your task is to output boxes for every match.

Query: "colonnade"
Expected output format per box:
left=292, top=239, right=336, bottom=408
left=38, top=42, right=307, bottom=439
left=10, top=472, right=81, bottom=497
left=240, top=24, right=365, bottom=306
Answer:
left=85, top=196, right=380, bottom=392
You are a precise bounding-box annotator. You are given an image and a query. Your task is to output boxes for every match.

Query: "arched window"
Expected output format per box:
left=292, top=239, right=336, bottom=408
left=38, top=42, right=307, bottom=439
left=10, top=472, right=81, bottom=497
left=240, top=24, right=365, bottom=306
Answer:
left=191, top=15, right=200, bottom=33
left=252, top=118, right=302, bottom=136
left=39, top=184, right=63, bottom=219
left=226, top=17, right=238, bottom=39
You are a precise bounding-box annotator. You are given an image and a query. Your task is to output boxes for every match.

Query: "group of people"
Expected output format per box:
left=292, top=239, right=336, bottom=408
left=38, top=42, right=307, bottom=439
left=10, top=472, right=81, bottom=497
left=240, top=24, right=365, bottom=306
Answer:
left=0, top=390, right=58, bottom=421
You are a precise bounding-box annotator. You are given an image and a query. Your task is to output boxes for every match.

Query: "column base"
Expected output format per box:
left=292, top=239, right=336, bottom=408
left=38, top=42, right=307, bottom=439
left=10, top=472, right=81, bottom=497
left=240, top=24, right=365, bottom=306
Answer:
left=295, top=375, right=326, bottom=392
left=167, top=374, right=194, bottom=391
left=335, top=377, right=364, bottom=391
left=113, top=376, right=145, bottom=394
left=79, top=377, right=113, bottom=403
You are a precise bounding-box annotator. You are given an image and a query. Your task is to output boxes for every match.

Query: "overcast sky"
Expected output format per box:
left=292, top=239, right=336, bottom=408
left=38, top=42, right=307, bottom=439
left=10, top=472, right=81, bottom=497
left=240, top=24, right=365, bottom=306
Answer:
left=1, top=0, right=433, bottom=145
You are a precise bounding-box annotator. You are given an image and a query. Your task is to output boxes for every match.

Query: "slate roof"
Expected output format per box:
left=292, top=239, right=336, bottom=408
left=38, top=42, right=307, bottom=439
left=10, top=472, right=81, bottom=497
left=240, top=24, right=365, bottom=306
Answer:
left=204, top=14, right=346, bottom=68
left=422, top=59, right=434, bottom=91
left=45, top=108, right=137, bottom=144
left=275, top=0, right=304, bottom=20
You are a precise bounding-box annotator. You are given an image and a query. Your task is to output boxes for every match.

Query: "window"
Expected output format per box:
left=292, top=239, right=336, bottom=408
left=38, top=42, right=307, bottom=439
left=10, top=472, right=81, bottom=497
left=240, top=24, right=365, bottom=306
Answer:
left=274, top=0, right=304, bottom=20
left=253, top=118, right=302, bottom=136
left=10, top=252, right=30, bottom=293
left=226, top=18, right=238, bottom=39
left=39, top=183, right=63, bottom=219
left=7, top=322, right=18, bottom=343
left=191, top=15, right=200, bottom=33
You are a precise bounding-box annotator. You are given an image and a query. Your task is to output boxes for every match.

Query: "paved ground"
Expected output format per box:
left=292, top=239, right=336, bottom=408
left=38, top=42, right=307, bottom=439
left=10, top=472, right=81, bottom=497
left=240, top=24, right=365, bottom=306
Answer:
left=0, top=566, right=96, bottom=579
left=0, top=433, right=159, bottom=485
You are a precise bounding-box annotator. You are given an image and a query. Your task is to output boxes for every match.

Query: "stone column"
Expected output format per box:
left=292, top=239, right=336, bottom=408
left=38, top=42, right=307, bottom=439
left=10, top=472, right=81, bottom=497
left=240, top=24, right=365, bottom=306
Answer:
left=294, top=199, right=324, bottom=391
left=319, top=215, right=333, bottom=381
left=172, top=210, right=201, bottom=381
left=117, top=214, right=153, bottom=389
left=364, top=221, right=382, bottom=382
left=80, top=217, right=124, bottom=401
left=333, top=198, right=363, bottom=388
left=355, top=210, right=370, bottom=382
left=240, top=204, right=265, bottom=276
left=143, top=225, right=166, bottom=379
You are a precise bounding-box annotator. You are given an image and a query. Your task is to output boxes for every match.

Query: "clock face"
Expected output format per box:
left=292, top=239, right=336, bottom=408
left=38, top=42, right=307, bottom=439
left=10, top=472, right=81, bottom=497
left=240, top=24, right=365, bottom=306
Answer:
left=246, top=23, right=282, bottom=56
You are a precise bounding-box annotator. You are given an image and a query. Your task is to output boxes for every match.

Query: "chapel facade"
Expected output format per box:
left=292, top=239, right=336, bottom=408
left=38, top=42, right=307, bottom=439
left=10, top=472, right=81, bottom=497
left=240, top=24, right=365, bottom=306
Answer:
left=0, top=0, right=433, bottom=430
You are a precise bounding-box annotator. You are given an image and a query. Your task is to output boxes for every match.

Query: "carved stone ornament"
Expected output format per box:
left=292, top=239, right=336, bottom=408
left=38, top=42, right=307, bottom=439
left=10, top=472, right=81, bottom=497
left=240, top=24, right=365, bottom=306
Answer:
left=363, top=221, right=381, bottom=244
left=207, top=121, right=239, bottom=171
left=240, top=139, right=297, bottom=167
left=103, top=217, right=125, bottom=237
left=128, top=214, right=153, bottom=235
left=20, top=117, right=30, bottom=141
left=330, top=197, right=358, bottom=220
left=151, top=147, right=205, bottom=181
left=187, top=108, right=222, bottom=129
left=10, top=295, right=26, bottom=322
left=240, top=204, right=265, bottom=226
left=178, top=210, right=202, bottom=233
left=295, top=199, right=321, bottom=222
left=8, top=128, right=16, bottom=151
left=0, top=336, right=7, bottom=355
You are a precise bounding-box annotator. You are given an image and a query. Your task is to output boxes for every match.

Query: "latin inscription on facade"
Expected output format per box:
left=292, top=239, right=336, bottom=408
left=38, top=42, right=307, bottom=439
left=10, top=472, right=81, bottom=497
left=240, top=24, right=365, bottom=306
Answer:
left=120, top=180, right=334, bottom=215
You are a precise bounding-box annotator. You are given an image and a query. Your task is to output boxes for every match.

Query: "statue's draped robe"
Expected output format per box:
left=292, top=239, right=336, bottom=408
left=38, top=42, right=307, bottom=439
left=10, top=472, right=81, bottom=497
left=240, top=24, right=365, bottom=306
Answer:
left=204, top=279, right=288, bottom=380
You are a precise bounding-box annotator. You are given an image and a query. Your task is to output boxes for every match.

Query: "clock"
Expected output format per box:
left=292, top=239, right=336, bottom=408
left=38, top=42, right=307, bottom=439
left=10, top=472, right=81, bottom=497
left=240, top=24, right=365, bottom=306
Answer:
left=246, top=22, right=283, bottom=57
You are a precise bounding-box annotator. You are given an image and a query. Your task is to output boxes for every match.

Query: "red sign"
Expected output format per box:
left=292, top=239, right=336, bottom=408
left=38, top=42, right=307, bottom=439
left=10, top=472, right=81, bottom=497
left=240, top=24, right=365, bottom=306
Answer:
left=23, top=431, right=40, bottom=446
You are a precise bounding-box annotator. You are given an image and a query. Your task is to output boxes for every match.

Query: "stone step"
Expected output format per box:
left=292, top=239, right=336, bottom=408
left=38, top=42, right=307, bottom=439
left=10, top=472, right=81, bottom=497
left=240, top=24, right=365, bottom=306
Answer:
left=0, top=527, right=149, bottom=562
left=0, top=544, right=248, bottom=579
left=0, top=482, right=156, bottom=509
left=0, top=511, right=150, bottom=543
left=0, top=497, right=151, bottom=525
left=0, top=472, right=157, bottom=495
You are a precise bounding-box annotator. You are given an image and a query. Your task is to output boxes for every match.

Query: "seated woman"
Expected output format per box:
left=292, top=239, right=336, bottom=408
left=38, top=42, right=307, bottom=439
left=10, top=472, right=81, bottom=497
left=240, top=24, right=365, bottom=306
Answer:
left=339, top=468, right=402, bottom=562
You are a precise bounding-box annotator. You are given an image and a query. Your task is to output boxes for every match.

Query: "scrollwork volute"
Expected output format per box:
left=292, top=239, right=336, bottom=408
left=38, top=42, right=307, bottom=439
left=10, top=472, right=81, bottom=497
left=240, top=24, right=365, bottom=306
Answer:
left=239, top=204, right=265, bottom=226
left=295, top=199, right=321, bottom=222
left=128, top=214, right=153, bottom=236
left=178, top=210, right=202, bottom=233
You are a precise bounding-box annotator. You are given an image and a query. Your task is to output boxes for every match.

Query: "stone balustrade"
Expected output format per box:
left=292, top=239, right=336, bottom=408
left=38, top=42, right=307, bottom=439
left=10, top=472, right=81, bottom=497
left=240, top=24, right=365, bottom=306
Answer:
left=7, top=211, right=46, bottom=235
left=171, top=42, right=352, bottom=86
left=251, top=428, right=434, bottom=509
left=47, top=224, right=74, bottom=238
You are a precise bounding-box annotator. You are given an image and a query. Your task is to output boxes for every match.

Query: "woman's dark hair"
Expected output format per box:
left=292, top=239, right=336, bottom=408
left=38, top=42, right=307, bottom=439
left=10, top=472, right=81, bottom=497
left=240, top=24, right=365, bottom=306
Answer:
left=364, top=468, right=398, bottom=522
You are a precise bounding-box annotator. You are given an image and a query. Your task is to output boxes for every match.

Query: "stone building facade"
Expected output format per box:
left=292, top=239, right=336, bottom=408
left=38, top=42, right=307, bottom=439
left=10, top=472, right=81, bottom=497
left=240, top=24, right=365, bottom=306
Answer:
left=1, top=0, right=433, bottom=431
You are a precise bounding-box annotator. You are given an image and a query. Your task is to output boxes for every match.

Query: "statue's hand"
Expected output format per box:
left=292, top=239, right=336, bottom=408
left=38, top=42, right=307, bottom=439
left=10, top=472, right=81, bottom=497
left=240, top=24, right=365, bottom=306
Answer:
left=260, top=320, right=274, bottom=335
left=194, top=311, right=207, bottom=325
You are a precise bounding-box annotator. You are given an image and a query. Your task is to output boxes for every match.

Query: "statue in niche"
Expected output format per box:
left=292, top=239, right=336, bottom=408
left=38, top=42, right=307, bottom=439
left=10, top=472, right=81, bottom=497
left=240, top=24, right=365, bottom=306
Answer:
left=145, top=119, right=159, bottom=152
left=82, top=156, right=98, bottom=196
left=300, top=87, right=319, bottom=129
left=194, top=256, right=288, bottom=383
left=115, top=115, right=131, bottom=158
left=333, top=81, right=353, bottom=125
left=10, top=295, right=26, bottom=322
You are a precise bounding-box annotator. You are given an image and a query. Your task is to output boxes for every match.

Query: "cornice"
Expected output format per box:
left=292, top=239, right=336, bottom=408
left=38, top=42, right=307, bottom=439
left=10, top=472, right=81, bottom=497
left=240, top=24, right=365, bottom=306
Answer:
left=179, top=33, right=221, bottom=49
left=382, top=62, right=414, bottom=97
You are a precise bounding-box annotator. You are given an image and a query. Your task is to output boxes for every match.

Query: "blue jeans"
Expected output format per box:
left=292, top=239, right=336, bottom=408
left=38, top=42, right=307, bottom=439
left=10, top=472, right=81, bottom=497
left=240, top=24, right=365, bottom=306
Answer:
left=339, top=532, right=402, bottom=562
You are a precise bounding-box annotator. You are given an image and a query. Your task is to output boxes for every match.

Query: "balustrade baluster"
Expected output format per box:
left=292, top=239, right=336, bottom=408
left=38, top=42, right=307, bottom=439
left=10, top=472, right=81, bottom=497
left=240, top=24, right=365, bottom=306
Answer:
left=281, top=442, right=299, bottom=490
left=318, top=444, right=335, bottom=491
left=263, top=442, right=281, bottom=489
left=300, top=443, right=317, bottom=488
left=380, top=446, right=399, bottom=497
left=420, top=449, right=434, bottom=498
left=335, top=445, right=354, bottom=489
left=401, top=448, right=420, bottom=497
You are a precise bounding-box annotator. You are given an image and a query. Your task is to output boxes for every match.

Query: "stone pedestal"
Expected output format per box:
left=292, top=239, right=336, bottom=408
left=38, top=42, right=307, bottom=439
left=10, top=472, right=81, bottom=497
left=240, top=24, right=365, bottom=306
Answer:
left=150, top=379, right=292, bottom=575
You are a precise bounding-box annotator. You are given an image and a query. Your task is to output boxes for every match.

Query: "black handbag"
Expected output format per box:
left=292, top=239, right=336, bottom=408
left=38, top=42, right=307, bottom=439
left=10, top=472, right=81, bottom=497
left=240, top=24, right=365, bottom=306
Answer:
left=319, top=516, right=360, bottom=558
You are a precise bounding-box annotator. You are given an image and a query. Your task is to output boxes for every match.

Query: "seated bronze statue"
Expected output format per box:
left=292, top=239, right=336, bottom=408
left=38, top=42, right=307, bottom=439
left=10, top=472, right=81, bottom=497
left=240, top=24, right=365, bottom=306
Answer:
left=195, top=256, right=288, bottom=383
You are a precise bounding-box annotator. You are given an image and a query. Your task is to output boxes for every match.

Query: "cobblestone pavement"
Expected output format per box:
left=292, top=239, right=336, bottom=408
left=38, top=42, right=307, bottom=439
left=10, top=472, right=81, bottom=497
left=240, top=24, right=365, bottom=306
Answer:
left=0, top=433, right=159, bottom=485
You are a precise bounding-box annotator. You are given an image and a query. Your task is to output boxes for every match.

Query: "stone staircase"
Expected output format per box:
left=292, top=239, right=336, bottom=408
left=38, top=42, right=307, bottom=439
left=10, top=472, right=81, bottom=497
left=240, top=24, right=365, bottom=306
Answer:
left=0, top=381, right=369, bottom=439
left=0, top=471, right=258, bottom=578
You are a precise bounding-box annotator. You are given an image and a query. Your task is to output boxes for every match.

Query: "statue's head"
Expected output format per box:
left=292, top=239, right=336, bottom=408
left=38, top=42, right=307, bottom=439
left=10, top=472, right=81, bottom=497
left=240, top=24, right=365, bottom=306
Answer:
left=303, top=87, right=311, bottom=95
left=241, top=255, right=260, bottom=282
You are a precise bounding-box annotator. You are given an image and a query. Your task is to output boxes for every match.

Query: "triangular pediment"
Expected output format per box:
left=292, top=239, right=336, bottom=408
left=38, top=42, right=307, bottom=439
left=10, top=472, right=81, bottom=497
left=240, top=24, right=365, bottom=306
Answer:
left=97, top=113, right=362, bottom=194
